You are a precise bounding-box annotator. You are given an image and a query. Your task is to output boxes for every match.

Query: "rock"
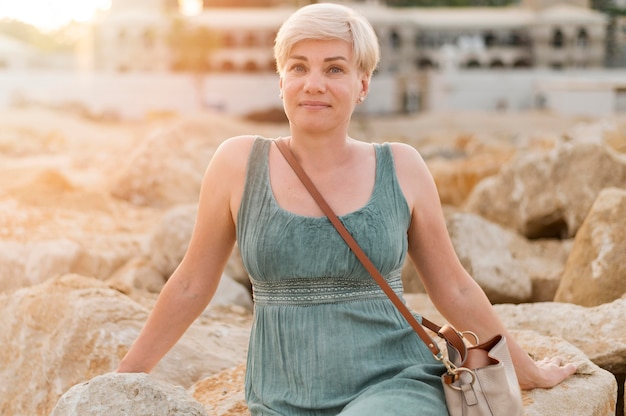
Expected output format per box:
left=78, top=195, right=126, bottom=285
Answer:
left=446, top=212, right=533, bottom=303
left=0, top=168, right=158, bottom=292
left=147, top=203, right=253, bottom=310
left=51, top=372, right=207, bottom=416
left=191, top=363, right=249, bottom=416
left=514, top=330, right=617, bottom=416
left=0, top=238, right=81, bottom=291
left=149, top=204, right=198, bottom=277
left=106, top=256, right=166, bottom=295
left=465, top=142, right=626, bottom=239
left=208, top=274, right=254, bottom=312
left=402, top=212, right=569, bottom=303
left=108, top=119, right=219, bottom=208
left=0, top=274, right=252, bottom=416
left=495, top=298, right=626, bottom=375
left=426, top=139, right=514, bottom=206
left=554, top=188, right=626, bottom=306
left=511, top=237, right=572, bottom=302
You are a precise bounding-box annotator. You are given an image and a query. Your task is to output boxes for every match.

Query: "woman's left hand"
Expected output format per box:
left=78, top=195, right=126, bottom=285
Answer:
left=519, top=357, right=577, bottom=390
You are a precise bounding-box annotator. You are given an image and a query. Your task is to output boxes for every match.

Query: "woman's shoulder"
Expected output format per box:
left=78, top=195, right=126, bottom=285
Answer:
left=216, top=134, right=262, bottom=153
left=212, top=134, right=271, bottom=164
left=383, top=141, right=433, bottom=197
left=384, top=141, right=426, bottom=170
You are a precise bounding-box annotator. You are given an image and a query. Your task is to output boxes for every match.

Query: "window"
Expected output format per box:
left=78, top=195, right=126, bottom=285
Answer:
left=244, top=32, right=258, bottom=48
left=390, top=30, right=402, bottom=50
left=576, top=28, right=589, bottom=48
left=417, top=58, right=434, bottom=69
left=244, top=61, right=258, bottom=72
left=552, top=28, right=565, bottom=49
left=484, top=31, right=496, bottom=48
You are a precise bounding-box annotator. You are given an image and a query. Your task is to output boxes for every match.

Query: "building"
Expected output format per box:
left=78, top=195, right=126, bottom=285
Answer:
left=95, top=0, right=608, bottom=73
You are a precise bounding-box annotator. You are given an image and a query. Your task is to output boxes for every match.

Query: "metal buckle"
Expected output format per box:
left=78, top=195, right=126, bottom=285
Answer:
left=445, top=367, right=477, bottom=390
left=461, top=330, right=479, bottom=345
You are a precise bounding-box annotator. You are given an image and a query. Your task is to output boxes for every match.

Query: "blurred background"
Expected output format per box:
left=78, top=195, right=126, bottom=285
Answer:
left=0, top=0, right=625, bottom=121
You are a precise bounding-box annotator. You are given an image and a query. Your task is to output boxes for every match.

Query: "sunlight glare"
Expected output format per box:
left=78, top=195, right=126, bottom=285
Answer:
left=179, top=0, right=203, bottom=16
left=0, top=0, right=112, bottom=30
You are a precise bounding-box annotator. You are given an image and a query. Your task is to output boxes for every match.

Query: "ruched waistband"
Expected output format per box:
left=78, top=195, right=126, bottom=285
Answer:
left=251, top=273, right=403, bottom=306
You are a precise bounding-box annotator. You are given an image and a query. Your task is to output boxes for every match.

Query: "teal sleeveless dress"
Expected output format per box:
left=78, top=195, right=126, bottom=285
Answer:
left=237, top=137, right=448, bottom=415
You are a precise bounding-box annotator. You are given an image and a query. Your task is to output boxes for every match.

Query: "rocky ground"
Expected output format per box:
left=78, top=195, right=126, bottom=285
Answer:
left=0, top=105, right=625, bottom=415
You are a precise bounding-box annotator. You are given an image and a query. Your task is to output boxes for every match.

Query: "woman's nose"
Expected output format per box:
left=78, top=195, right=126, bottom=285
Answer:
left=304, top=70, right=325, bottom=93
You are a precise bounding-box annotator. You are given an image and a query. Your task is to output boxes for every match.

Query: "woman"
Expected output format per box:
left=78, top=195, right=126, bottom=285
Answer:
left=117, top=3, right=576, bottom=415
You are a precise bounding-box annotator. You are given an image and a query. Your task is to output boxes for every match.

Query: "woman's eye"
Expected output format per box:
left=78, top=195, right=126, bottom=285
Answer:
left=328, top=66, right=344, bottom=74
left=291, top=64, right=305, bottom=72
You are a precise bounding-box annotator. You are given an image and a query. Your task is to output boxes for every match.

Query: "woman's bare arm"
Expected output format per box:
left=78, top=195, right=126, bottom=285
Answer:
left=117, top=136, right=255, bottom=373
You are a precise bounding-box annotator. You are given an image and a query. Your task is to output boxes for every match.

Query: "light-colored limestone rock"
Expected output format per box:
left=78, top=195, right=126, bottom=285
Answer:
left=465, top=142, right=626, bottom=239
left=147, top=203, right=253, bottom=310
left=426, top=137, right=514, bottom=206
left=446, top=212, right=533, bottom=303
left=495, top=298, right=626, bottom=375
left=108, top=119, right=219, bottom=207
left=149, top=204, right=198, bottom=277
left=106, top=256, right=166, bottom=295
left=515, top=330, right=617, bottom=416
left=403, top=213, right=569, bottom=303
left=0, top=274, right=251, bottom=416
left=555, top=187, right=626, bottom=306
left=51, top=372, right=207, bottom=416
left=191, top=363, right=249, bottom=416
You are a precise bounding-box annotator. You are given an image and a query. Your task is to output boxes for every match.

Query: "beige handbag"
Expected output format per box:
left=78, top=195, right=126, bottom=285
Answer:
left=276, top=139, right=524, bottom=416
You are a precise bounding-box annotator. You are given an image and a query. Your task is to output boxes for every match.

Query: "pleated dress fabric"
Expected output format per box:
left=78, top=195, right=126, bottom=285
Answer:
left=236, top=137, right=448, bottom=415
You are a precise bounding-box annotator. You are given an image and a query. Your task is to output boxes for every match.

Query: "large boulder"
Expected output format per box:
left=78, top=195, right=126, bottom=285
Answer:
left=106, top=113, right=289, bottom=209
left=425, top=136, right=514, bottom=206
left=514, top=330, right=617, bottom=416
left=147, top=203, right=253, bottom=310
left=464, top=142, right=626, bottom=239
left=554, top=187, right=626, bottom=306
left=51, top=373, right=207, bottom=416
left=191, top=363, right=249, bottom=415
left=0, top=168, right=162, bottom=293
left=402, top=212, right=570, bottom=303
left=0, top=274, right=251, bottom=416
left=446, top=212, right=532, bottom=303
left=149, top=204, right=199, bottom=277
left=495, top=297, right=626, bottom=375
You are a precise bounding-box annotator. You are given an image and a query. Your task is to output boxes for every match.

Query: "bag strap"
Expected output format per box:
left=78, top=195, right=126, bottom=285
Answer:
left=274, top=138, right=450, bottom=358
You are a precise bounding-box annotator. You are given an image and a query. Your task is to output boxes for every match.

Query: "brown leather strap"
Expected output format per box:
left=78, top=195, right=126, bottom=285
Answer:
left=274, top=138, right=443, bottom=357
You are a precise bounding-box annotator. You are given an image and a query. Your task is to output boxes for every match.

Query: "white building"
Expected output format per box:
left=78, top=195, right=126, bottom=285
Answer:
left=95, top=0, right=608, bottom=73
left=2, top=0, right=620, bottom=118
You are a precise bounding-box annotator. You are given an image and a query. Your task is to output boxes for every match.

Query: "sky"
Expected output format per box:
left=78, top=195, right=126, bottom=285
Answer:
left=0, top=0, right=112, bottom=31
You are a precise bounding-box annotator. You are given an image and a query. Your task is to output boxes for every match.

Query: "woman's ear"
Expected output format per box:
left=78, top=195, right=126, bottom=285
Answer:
left=359, top=74, right=370, bottom=100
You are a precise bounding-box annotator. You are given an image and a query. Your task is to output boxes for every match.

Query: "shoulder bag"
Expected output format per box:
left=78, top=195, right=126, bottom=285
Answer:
left=275, top=139, right=524, bottom=416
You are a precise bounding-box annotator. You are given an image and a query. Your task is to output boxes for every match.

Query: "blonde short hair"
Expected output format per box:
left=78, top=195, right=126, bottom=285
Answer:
left=274, top=3, right=380, bottom=78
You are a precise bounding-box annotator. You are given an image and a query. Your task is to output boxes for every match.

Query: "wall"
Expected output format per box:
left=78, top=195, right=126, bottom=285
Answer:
left=426, top=68, right=626, bottom=115
left=1, top=68, right=625, bottom=120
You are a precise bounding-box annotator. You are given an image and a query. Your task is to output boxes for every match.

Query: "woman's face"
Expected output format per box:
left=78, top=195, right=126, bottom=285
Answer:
left=280, top=38, right=369, bottom=135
